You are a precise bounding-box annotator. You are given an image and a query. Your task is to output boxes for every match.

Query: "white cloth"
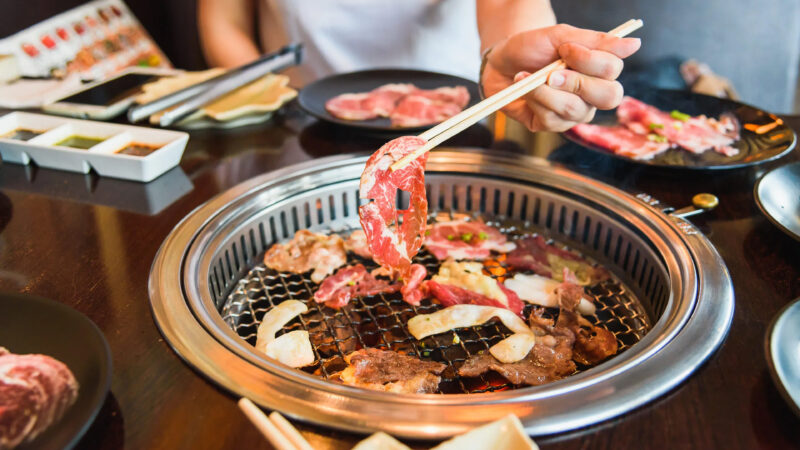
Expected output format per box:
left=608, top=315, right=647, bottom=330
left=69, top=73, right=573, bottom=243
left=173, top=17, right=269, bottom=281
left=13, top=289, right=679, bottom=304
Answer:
left=258, top=0, right=481, bottom=86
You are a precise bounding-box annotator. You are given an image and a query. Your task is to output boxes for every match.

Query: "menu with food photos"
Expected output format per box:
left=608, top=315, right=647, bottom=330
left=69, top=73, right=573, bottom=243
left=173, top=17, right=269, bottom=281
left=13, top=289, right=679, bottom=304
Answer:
left=0, top=0, right=171, bottom=80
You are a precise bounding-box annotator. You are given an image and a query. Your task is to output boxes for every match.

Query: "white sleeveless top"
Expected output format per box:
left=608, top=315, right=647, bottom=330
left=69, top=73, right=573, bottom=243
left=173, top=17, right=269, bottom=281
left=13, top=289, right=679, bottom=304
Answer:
left=258, top=0, right=481, bottom=86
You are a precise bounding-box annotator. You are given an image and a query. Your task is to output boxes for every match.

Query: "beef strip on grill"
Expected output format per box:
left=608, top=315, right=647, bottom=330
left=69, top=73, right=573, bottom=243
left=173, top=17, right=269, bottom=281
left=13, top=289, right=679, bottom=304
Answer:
left=338, top=348, right=446, bottom=394
left=313, top=264, right=400, bottom=309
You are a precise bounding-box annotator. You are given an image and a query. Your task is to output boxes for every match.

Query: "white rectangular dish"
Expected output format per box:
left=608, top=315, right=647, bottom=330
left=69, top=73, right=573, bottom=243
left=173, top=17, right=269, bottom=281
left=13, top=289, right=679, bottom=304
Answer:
left=0, top=112, right=189, bottom=182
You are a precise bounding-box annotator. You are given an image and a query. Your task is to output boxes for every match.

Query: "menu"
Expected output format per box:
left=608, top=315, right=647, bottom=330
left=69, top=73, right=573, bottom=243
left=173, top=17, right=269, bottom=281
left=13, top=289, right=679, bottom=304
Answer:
left=0, top=0, right=171, bottom=80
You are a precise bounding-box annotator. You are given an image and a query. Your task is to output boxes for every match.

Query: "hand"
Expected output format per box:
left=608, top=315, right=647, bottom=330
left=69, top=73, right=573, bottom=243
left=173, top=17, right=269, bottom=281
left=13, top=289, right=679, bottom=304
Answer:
left=481, top=24, right=641, bottom=132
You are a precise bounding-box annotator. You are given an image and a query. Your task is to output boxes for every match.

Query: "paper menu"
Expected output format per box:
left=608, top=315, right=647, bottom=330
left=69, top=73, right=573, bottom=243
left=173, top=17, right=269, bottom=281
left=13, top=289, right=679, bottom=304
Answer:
left=0, top=0, right=171, bottom=81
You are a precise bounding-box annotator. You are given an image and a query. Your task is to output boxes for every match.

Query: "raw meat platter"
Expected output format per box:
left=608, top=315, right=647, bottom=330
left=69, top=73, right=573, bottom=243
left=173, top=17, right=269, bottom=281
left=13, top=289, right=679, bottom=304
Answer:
left=298, top=69, right=481, bottom=132
left=563, top=88, right=795, bottom=170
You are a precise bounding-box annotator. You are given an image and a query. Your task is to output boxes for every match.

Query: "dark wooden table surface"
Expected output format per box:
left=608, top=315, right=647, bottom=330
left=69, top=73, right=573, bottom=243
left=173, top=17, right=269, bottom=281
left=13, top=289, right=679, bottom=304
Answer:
left=1, top=106, right=798, bottom=449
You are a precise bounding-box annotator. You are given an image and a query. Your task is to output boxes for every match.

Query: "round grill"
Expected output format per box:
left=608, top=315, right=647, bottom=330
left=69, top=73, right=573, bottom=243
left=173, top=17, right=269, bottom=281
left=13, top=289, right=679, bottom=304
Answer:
left=221, top=227, right=651, bottom=394
left=149, top=150, right=733, bottom=437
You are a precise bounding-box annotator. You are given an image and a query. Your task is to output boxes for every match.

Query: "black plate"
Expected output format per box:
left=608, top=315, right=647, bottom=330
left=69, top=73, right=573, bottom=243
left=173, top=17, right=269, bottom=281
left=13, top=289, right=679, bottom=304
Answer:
left=563, top=88, right=796, bottom=170
left=0, top=292, right=112, bottom=450
left=755, top=161, right=800, bottom=241
left=298, top=69, right=480, bottom=132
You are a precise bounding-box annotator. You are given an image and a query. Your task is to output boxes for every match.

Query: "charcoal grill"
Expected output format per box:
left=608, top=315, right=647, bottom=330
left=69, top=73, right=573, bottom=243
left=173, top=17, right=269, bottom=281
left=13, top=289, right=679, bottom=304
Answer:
left=149, top=150, right=733, bottom=438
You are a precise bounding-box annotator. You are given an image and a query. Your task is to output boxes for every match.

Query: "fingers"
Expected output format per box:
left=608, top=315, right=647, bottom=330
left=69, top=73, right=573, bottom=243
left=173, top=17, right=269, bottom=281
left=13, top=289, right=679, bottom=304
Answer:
left=558, top=42, right=623, bottom=80
left=512, top=72, right=597, bottom=132
left=526, top=87, right=596, bottom=132
left=550, top=23, right=641, bottom=59
left=490, top=24, right=641, bottom=76
left=547, top=69, right=624, bottom=110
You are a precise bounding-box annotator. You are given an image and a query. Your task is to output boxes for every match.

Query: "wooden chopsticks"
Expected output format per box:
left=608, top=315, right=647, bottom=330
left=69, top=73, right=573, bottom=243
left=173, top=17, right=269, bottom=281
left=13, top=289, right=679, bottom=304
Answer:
left=390, top=19, right=644, bottom=172
left=238, top=398, right=313, bottom=450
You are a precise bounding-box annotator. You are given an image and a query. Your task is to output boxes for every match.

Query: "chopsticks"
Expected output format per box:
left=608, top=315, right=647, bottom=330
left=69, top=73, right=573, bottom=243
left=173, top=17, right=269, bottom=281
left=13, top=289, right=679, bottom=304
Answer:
left=390, top=19, right=643, bottom=172
left=238, top=398, right=313, bottom=450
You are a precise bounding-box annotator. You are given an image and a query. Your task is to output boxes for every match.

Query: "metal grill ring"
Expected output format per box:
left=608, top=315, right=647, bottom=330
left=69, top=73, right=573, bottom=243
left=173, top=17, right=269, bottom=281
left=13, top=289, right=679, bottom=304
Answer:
left=149, top=150, right=733, bottom=438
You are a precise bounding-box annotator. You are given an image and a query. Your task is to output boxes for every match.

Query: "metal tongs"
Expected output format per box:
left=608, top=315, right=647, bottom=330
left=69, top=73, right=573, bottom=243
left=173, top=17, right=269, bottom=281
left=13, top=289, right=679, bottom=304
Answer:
left=128, top=43, right=304, bottom=127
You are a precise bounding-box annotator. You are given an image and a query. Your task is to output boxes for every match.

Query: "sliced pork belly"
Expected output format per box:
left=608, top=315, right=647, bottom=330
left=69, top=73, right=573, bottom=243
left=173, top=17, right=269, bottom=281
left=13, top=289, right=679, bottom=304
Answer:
left=313, top=264, right=400, bottom=308
left=338, top=348, right=445, bottom=394
left=424, top=221, right=516, bottom=260
left=390, top=95, right=462, bottom=127
left=264, top=230, right=347, bottom=283
left=570, top=123, right=673, bottom=160
left=617, top=96, right=739, bottom=156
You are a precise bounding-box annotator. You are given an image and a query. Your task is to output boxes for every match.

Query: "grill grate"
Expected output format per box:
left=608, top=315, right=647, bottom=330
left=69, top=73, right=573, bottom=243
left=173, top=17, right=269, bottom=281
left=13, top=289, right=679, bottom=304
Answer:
left=221, top=223, right=651, bottom=395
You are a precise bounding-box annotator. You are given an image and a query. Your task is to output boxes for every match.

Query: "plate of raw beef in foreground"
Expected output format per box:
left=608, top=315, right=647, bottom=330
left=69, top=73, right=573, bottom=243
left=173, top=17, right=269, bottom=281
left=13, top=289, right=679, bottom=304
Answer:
left=0, top=292, right=112, bottom=450
left=298, top=69, right=480, bottom=131
left=562, top=88, right=796, bottom=170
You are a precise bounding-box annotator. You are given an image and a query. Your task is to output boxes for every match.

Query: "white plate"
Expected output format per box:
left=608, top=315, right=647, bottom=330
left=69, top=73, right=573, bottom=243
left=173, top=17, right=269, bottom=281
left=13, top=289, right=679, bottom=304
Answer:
left=0, top=112, right=188, bottom=182
left=766, top=296, right=800, bottom=418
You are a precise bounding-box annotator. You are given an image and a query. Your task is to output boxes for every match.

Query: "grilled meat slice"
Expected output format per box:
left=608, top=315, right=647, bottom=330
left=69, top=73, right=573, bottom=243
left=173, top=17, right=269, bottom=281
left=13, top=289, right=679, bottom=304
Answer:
left=458, top=338, right=576, bottom=386
left=263, top=230, right=347, bottom=283
left=555, top=275, right=618, bottom=366
left=339, top=348, right=446, bottom=394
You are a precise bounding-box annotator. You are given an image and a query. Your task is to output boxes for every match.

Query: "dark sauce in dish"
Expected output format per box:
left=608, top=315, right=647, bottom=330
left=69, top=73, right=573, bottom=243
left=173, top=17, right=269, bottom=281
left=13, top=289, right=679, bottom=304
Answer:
left=2, top=129, right=43, bottom=141
left=55, top=135, right=104, bottom=149
left=116, top=143, right=159, bottom=157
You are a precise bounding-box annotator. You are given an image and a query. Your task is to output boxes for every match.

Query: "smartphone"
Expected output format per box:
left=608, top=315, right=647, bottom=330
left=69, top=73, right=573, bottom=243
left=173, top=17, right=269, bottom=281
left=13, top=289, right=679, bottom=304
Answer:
left=43, top=68, right=178, bottom=120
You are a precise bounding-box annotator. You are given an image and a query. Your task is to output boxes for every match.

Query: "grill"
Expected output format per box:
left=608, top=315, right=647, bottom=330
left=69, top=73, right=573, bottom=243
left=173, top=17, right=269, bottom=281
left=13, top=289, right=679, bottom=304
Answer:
left=149, top=149, right=733, bottom=438
left=221, top=228, right=650, bottom=394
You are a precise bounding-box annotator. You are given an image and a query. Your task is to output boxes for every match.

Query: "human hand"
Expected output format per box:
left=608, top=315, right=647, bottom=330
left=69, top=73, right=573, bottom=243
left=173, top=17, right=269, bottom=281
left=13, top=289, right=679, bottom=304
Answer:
left=481, top=24, right=641, bottom=132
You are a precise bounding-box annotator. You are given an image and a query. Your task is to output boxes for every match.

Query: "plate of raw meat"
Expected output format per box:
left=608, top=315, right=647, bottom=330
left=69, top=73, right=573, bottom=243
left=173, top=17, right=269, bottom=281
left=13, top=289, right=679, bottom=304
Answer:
left=0, top=292, right=112, bottom=449
left=563, top=88, right=795, bottom=169
left=298, top=69, right=480, bottom=131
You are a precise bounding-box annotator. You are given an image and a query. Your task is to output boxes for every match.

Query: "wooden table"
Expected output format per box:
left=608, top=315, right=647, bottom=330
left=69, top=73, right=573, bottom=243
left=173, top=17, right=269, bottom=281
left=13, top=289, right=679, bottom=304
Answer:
left=1, top=106, right=798, bottom=449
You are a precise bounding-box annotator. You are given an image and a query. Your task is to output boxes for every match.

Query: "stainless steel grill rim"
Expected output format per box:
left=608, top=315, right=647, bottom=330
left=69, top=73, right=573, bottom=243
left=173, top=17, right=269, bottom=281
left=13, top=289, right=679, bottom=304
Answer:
left=149, top=150, right=733, bottom=438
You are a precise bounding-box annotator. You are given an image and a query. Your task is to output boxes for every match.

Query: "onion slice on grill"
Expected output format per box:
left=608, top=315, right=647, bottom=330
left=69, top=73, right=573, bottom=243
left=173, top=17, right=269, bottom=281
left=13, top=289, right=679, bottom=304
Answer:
left=255, top=300, right=314, bottom=367
left=408, top=305, right=530, bottom=339
left=489, top=333, right=537, bottom=364
left=265, top=330, right=315, bottom=368
left=408, top=305, right=535, bottom=363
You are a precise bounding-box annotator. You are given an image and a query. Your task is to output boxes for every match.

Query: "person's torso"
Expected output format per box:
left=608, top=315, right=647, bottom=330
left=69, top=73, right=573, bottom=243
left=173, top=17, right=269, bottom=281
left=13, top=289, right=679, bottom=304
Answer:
left=259, top=0, right=481, bottom=85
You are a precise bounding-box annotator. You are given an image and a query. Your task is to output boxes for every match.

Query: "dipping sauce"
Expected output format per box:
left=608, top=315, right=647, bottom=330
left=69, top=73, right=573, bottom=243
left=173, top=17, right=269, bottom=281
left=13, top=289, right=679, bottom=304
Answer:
left=116, top=143, right=159, bottom=157
left=55, top=135, right=104, bottom=149
left=1, top=129, right=42, bottom=141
